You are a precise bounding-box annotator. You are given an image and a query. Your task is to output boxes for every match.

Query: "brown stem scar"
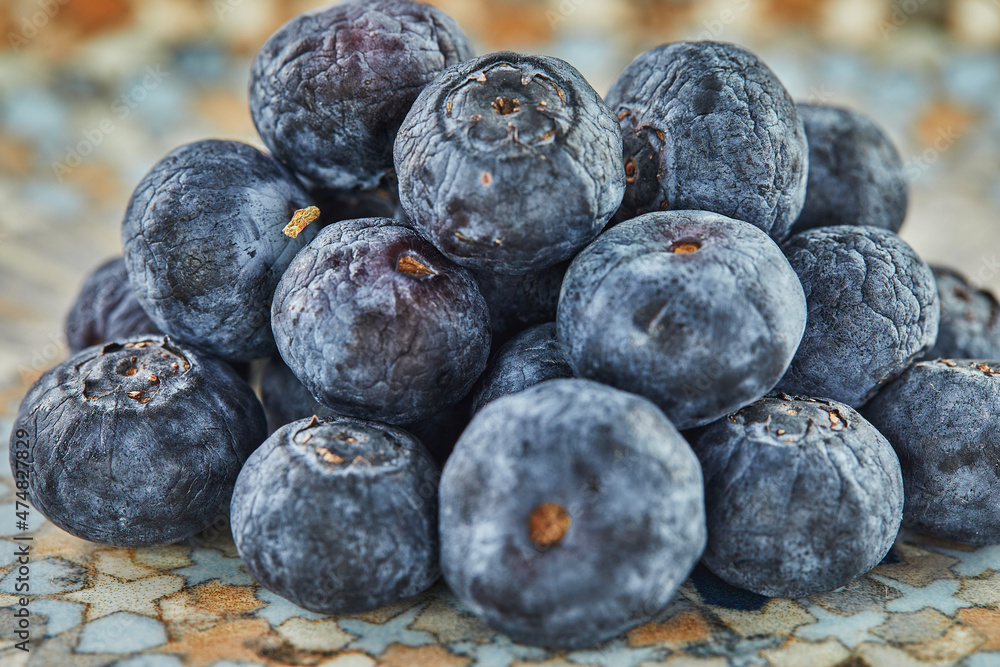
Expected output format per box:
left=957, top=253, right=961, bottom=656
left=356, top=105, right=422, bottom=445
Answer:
left=670, top=241, right=701, bottom=254
left=528, top=502, right=571, bottom=549
left=625, top=158, right=637, bottom=183
left=283, top=206, right=321, bottom=238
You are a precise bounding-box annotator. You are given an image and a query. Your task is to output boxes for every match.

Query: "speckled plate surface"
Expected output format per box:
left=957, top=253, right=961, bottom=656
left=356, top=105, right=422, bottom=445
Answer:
left=2, top=0, right=1000, bottom=664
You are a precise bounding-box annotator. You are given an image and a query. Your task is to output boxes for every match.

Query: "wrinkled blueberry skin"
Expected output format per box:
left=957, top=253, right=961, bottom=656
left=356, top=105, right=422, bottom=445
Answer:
left=471, top=323, right=573, bottom=414
left=64, top=257, right=160, bottom=353
left=271, top=218, right=491, bottom=424
left=396, top=52, right=626, bottom=274
left=606, top=41, right=807, bottom=241
left=558, top=210, right=806, bottom=430
left=260, top=356, right=337, bottom=432
left=471, top=261, right=568, bottom=340
left=10, top=336, right=266, bottom=547
left=863, top=360, right=1000, bottom=545
left=440, top=379, right=705, bottom=648
left=924, top=266, right=1000, bottom=361
left=778, top=225, right=939, bottom=406
left=122, top=140, right=315, bottom=361
left=231, top=416, right=440, bottom=613
left=790, top=104, right=907, bottom=235
left=250, top=0, right=473, bottom=190
left=691, top=394, right=903, bottom=597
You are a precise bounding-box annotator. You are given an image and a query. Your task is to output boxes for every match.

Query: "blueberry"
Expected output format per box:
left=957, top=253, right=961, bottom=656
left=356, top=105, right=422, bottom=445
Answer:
left=231, top=415, right=440, bottom=613
left=250, top=0, right=473, bottom=190
left=777, top=225, right=940, bottom=406
left=395, top=52, right=625, bottom=274
left=470, top=323, right=573, bottom=414
left=121, top=140, right=316, bottom=361
left=690, top=394, right=903, bottom=597
left=403, top=396, right=472, bottom=468
left=790, top=104, right=908, bottom=235
left=606, top=41, right=807, bottom=241
left=64, top=257, right=159, bottom=353
left=271, top=218, right=490, bottom=424
left=260, top=356, right=337, bottom=432
left=9, top=336, right=266, bottom=547
left=470, top=261, right=569, bottom=341
left=440, top=379, right=705, bottom=648
left=558, top=210, right=806, bottom=430
left=924, top=266, right=1000, bottom=361
left=862, top=359, right=1000, bottom=545
left=260, top=356, right=462, bottom=465
left=309, top=183, right=399, bottom=229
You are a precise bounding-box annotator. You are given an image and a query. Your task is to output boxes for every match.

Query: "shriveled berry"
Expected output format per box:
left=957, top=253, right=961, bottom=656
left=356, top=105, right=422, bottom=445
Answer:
left=692, top=394, right=903, bottom=597
left=10, top=336, right=266, bottom=547
left=606, top=41, right=807, bottom=241
left=396, top=52, right=625, bottom=274
left=231, top=416, right=440, bottom=613
left=250, top=0, right=473, bottom=190
left=121, top=140, right=315, bottom=361
left=271, top=218, right=490, bottom=424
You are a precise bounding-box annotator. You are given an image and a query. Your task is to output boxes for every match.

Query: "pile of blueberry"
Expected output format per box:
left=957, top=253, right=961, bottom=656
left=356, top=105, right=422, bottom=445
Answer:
left=11, top=0, right=1000, bottom=650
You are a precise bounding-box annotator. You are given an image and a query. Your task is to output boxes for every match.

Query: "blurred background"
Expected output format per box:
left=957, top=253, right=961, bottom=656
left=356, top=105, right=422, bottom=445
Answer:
left=0, top=0, right=998, bottom=412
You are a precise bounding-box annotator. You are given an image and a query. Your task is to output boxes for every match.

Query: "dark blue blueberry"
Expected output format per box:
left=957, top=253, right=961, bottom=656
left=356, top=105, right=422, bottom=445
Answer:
left=260, top=356, right=337, bottom=433
left=64, top=256, right=159, bottom=353
left=259, top=356, right=462, bottom=465
left=309, top=183, right=399, bottom=229
left=440, top=379, right=705, bottom=648
left=778, top=225, right=939, bottom=406
left=557, top=210, right=806, bottom=430
left=790, top=104, right=907, bottom=235
left=250, top=0, right=473, bottom=190
left=121, top=139, right=316, bottom=361
left=10, top=336, right=266, bottom=547
left=403, top=394, right=473, bottom=468
left=470, top=261, right=569, bottom=341
left=395, top=52, right=625, bottom=274
left=606, top=41, right=807, bottom=241
left=862, top=359, right=1000, bottom=545
left=924, top=266, right=1000, bottom=361
left=271, top=218, right=490, bottom=424
left=690, top=394, right=903, bottom=597
left=470, top=323, right=573, bottom=414
left=231, top=415, right=440, bottom=613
